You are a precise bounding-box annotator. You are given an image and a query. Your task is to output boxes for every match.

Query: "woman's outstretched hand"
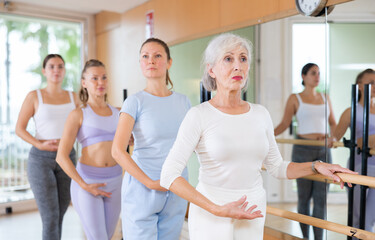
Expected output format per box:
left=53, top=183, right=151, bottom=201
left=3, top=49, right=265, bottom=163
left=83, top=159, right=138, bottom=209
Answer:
left=216, top=195, right=263, bottom=220
left=314, top=162, right=358, bottom=188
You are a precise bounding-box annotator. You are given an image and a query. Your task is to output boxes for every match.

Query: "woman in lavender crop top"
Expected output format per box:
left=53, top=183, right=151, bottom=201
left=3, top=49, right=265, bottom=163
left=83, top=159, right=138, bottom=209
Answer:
left=15, top=54, right=79, bottom=240
left=56, top=60, right=121, bottom=240
left=334, top=69, right=375, bottom=234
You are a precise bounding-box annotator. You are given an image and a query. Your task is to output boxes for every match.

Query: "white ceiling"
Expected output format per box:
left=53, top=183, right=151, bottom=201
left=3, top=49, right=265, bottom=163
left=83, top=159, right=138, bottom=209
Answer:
left=8, top=0, right=149, bottom=14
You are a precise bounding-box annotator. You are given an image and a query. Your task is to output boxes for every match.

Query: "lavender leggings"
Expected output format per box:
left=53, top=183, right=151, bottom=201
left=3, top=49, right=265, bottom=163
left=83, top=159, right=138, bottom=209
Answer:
left=71, top=162, right=122, bottom=240
left=352, top=153, right=375, bottom=236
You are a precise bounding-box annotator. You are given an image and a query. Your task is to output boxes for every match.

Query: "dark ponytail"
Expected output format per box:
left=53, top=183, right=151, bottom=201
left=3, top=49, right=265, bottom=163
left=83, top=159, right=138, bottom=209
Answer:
left=301, top=63, right=318, bottom=86
left=356, top=68, right=375, bottom=101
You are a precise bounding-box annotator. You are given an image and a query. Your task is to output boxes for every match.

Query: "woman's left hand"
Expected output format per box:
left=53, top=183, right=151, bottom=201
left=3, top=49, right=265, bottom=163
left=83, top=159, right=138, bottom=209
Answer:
left=314, top=162, right=358, bottom=188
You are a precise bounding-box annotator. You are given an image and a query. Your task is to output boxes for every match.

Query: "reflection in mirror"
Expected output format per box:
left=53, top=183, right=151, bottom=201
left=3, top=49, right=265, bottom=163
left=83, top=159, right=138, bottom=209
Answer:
left=328, top=1, right=375, bottom=238
left=330, top=24, right=375, bottom=236
left=274, top=15, right=332, bottom=239
left=269, top=1, right=375, bottom=238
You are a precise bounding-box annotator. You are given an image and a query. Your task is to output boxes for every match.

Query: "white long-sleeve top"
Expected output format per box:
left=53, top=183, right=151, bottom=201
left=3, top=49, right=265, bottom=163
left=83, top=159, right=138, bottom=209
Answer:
left=160, top=101, right=290, bottom=190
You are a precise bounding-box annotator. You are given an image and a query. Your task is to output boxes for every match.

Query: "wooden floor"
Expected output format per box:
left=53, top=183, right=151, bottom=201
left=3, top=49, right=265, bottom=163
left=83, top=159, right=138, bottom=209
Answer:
left=0, top=203, right=351, bottom=239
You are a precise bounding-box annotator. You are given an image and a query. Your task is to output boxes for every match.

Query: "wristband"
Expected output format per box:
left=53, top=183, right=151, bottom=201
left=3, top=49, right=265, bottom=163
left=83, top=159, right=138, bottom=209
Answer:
left=312, top=160, right=323, bottom=174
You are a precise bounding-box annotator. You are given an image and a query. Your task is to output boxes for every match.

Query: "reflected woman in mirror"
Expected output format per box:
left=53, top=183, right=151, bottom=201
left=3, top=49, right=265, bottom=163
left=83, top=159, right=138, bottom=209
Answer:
left=56, top=59, right=122, bottom=240
left=15, top=54, right=79, bottom=240
left=274, top=63, right=337, bottom=240
left=333, top=69, right=375, bottom=234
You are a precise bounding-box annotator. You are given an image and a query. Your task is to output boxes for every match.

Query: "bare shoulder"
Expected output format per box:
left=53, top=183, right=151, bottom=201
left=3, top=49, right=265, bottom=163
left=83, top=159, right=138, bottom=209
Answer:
left=342, top=107, right=351, bottom=118
left=26, top=90, right=38, bottom=100
left=289, top=93, right=298, bottom=101
left=69, top=107, right=84, bottom=119
left=18, top=90, right=39, bottom=117
left=23, top=90, right=39, bottom=107
left=286, top=94, right=299, bottom=107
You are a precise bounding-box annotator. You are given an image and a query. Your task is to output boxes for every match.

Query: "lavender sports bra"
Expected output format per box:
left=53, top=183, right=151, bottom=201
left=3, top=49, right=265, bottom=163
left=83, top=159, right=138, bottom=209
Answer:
left=77, top=104, right=119, bottom=148
left=356, top=104, right=375, bottom=139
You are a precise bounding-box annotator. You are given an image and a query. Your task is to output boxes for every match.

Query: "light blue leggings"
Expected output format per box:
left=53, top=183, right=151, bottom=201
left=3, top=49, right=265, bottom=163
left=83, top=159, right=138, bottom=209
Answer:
left=71, top=162, right=122, bottom=240
left=122, top=172, right=188, bottom=240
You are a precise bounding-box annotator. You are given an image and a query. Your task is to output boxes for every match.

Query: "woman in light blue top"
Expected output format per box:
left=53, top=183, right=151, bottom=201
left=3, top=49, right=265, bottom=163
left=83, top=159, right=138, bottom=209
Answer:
left=112, top=38, right=191, bottom=240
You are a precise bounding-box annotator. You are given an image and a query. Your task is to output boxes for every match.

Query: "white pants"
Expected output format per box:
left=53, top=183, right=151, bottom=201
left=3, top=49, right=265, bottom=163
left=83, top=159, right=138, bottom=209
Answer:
left=188, top=182, right=267, bottom=240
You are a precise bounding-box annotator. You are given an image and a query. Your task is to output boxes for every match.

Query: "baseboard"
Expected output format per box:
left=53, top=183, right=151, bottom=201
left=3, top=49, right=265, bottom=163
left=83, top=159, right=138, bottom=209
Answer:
left=0, top=199, right=37, bottom=215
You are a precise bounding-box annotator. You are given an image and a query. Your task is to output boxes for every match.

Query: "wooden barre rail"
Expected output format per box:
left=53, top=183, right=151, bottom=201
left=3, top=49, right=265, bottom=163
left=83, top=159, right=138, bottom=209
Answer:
left=309, top=172, right=375, bottom=189
left=267, top=206, right=375, bottom=240
left=276, top=138, right=375, bottom=155
left=261, top=167, right=375, bottom=188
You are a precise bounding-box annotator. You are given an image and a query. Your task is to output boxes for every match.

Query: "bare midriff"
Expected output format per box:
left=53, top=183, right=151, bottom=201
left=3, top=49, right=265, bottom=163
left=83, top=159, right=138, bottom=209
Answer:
left=298, top=133, right=327, bottom=140
left=80, top=141, right=118, bottom=167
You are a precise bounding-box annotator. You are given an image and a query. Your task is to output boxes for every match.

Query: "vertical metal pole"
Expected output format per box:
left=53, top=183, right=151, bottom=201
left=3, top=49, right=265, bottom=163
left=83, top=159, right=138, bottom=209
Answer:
left=289, top=122, right=293, bottom=136
left=359, top=84, right=370, bottom=230
left=200, top=82, right=205, bottom=103
left=123, top=89, right=130, bottom=153
left=123, top=89, right=127, bottom=102
left=200, top=82, right=211, bottom=103
left=346, top=84, right=358, bottom=240
left=242, top=91, right=247, bottom=101
left=205, top=90, right=211, bottom=101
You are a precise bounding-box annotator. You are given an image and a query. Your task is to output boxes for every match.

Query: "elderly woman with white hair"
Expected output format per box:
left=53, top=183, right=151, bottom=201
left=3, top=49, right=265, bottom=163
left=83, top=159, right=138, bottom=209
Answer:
left=160, top=33, right=355, bottom=240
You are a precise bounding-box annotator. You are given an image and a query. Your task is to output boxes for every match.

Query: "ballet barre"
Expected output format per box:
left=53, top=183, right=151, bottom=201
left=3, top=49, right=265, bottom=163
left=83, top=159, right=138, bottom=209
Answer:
left=305, top=173, right=375, bottom=189
left=276, top=138, right=341, bottom=147
left=275, top=138, right=375, bottom=155
left=261, top=168, right=375, bottom=189
left=267, top=206, right=375, bottom=240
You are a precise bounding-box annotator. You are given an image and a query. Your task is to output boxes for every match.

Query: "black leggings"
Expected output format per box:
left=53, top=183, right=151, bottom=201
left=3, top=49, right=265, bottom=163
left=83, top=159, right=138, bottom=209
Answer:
left=292, top=141, right=331, bottom=240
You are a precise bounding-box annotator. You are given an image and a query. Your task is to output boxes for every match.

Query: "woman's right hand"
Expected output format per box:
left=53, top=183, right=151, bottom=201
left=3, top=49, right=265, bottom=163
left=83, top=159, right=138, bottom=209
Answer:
left=37, top=140, right=59, bottom=151
left=327, top=136, right=337, bottom=148
left=83, top=183, right=112, bottom=198
left=147, top=180, right=168, bottom=192
left=216, top=195, right=263, bottom=220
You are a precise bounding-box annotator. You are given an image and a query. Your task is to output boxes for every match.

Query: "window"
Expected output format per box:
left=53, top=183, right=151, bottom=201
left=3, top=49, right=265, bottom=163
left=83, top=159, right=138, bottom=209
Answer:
left=0, top=14, right=82, bottom=204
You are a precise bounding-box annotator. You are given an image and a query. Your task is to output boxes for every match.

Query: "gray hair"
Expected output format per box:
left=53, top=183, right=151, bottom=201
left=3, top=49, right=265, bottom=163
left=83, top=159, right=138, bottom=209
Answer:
left=201, top=33, right=253, bottom=92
